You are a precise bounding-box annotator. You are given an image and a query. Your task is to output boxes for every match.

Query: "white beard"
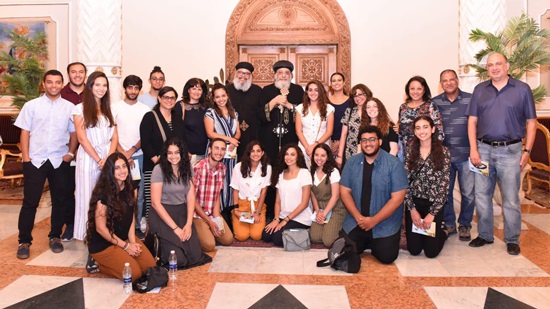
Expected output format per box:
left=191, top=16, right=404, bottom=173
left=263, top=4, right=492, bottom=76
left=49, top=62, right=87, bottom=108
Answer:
left=233, top=77, right=252, bottom=92
left=274, top=79, right=290, bottom=90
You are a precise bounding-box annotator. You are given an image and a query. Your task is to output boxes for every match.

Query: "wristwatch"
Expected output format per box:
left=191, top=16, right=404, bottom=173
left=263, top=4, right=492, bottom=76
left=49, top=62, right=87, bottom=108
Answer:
left=524, top=149, right=531, bottom=154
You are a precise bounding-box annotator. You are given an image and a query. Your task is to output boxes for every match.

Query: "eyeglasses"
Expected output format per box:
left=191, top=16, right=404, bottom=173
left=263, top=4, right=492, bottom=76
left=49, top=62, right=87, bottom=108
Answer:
left=353, top=93, right=366, bottom=98
left=360, top=137, right=378, bottom=144
left=236, top=71, right=251, bottom=77
left=161, top=95, right=176, bottom=101
left=151, top=77, right=165, bottom=82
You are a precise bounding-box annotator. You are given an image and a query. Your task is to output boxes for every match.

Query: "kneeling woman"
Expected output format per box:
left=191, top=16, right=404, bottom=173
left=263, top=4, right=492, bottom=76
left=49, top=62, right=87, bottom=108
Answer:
left=309, top=143, right=347, bottom=247
left=86, top=153, right=155, bottom=281
left=149, top=137, right=211, bottom=268
left=231, top=141, right=272, bottom=241
left=405, top=116, right=450, bottom=258
left=262, top=144, right=312, bottom=246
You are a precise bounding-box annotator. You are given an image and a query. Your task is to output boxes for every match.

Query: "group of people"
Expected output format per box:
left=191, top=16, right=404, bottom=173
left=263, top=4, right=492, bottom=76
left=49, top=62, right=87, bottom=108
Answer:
left=14, top=51, right=536, bottom=282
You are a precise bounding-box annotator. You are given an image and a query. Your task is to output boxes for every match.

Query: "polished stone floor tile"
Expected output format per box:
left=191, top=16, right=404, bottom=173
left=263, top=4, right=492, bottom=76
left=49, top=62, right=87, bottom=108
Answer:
left=522, top=214, right=550, bottom=235
left=26, top=240, right=88, bottom=268
left=425, top=287, right=550, bottom=309
left=0, top=204, right=50, bottom=241
left=207, top=283, right=350, bottom=309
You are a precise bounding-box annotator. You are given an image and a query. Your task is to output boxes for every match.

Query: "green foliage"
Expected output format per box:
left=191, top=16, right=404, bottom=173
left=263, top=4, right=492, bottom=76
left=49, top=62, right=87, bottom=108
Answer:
left=468, top=13, right=550, bottom=103
left=0, top=29, right=48, bottom=109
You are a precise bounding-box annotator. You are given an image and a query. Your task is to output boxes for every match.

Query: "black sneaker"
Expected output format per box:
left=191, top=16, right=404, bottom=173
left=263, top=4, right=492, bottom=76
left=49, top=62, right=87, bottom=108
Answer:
left=61, top=225, right=74, bottom=242
left=49, top=237, right=64, bottom=253
left=17, top=243, right=30, bottom=259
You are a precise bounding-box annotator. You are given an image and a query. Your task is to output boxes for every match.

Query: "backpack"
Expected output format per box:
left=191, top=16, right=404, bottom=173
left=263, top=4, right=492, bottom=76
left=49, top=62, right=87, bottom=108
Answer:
left=316, top=234, right=361, bottom=273
left=132, top=266, right=168, bottom=293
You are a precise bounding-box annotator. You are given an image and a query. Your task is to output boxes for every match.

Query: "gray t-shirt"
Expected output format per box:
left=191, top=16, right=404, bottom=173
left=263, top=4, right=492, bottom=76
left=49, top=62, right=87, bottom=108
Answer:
left=151, top=165, right=189, bottom=205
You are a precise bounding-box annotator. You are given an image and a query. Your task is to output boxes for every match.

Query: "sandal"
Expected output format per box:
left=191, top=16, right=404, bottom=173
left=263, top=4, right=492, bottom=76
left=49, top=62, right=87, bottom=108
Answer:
left=86, top=254, right=100, bottom=274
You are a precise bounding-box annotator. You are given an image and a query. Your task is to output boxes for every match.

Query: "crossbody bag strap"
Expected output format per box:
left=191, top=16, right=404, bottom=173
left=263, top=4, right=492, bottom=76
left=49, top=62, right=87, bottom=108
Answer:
left=152, top=110, right=167, bottom=142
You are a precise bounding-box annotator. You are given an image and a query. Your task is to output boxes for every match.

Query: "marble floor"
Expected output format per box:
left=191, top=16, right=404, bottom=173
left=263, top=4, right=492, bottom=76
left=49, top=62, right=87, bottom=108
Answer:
left=0, top=190, right=549, bottom=308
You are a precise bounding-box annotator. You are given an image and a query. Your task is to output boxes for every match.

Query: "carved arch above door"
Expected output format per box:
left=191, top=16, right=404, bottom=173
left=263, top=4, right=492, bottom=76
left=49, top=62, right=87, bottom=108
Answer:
left=226, top=0, right=351, bottom=87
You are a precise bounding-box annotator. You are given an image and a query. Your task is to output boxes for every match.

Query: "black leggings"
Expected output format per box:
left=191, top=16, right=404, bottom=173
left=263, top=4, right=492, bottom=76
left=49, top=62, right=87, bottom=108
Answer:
left=405, top=197, right=447, bottom=258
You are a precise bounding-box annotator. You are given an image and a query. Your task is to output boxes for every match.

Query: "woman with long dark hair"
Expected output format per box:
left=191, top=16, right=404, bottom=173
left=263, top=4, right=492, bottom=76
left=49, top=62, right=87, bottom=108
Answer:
left=309, top=143, right=347, bottom=247
left=262, top=144, right=312, bottom=246
left=148, top=137, right=211, bottom=268
left=140, top=86, right=186, bottom=221
left=328, top=72, right=351, bottom=157
left=205, top=83, right=241, bottom=223
left=175, top=78, right=209, bottom=165
left=73, top=71, right=118, bottom=241
left=86, top=153, right=155, bottom=280
left=295, top=80, right=334, bottom=167
left=404, top=115, right=450, bottom=258
left=365, top=98, right=398, bottom=155
left=397, top=76, right=444, bottom=158
left=230, top=141, right=271, bottom=241
left=336, top=83, right=373, bottom=167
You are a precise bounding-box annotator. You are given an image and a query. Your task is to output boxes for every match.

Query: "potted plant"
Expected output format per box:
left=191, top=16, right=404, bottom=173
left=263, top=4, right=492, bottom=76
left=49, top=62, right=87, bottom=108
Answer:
left=468, top=13, right=550, bottom=103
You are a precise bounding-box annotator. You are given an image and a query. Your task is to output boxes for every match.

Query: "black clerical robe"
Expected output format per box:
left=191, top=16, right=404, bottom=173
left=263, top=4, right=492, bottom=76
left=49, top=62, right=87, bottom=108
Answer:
left=227, top=83, right=263, bottom=161
left=257, top=83, right=305, bottom=162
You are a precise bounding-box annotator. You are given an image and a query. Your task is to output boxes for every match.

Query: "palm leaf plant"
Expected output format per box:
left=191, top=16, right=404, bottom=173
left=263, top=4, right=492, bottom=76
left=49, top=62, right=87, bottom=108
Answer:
left=469, top=13, right=550, bottom=103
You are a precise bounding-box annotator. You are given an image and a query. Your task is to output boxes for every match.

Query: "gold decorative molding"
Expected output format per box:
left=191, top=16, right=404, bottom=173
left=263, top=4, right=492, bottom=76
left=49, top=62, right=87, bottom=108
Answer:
left=226, top=0, right=351, bottom=87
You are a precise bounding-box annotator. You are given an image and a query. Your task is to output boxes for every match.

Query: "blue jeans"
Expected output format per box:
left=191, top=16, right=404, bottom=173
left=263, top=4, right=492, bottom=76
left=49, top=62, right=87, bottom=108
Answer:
left=132, top=153, right=144, bottom=225
left=475, top=142, right=522, bottom=244
left=443, top=160, right=475, bottom=228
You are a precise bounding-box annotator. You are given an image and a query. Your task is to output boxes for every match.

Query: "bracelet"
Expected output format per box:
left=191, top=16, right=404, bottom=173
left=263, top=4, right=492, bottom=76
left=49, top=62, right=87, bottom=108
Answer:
left=123, top=242, right=130, bottom=251
left=172, top=225, right=178, bottom=231
left=273, top=218, right=280, bottom=222
left=284, top=216, right=290, bottom=222
left=67, top=152, right=75, bottom=158
left=132, top=145, right=139, bottom=151
left=96, top=158, right=101, bottom=163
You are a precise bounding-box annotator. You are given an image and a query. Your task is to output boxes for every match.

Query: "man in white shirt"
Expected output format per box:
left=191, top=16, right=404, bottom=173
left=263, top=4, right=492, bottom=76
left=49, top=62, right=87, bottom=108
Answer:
left=112, top=75, right=151, bottom=237
left=14, top=70, right=77, bottom=259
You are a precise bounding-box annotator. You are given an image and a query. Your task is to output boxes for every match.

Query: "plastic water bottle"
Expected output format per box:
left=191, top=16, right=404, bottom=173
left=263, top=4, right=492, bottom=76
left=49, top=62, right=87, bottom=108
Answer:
left=122, top=262, right=132, bottom=294
left=169, top=250, right=177, bottom=280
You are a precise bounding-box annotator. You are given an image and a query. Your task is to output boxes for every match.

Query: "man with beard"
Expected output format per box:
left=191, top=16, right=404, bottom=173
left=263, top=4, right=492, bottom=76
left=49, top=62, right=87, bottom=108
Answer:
left=59, top=62, right=86, bottom=241
left=61, top=62, right=86, bottom=105
left=111, top=75, right=151, bottom=238
left=193, top=138, right=234, bottom=252
left=340, top=126, right=408, bottom=264
left=258, top=60, right=304, bottom=162
left=138, top=66, right=165, bottom=109
left=226, top=62, right=262, bottom=160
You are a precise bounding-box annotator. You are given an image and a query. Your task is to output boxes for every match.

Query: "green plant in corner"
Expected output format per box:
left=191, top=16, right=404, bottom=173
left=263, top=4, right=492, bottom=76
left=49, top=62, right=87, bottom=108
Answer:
left=0, top=29, right=48, bottom=109
left=468, top=13, right=550, bottom=103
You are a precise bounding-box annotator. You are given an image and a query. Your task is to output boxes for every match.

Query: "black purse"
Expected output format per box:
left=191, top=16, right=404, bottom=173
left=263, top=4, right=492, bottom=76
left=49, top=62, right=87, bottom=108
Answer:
left=144, top=233, right=162, bottom=266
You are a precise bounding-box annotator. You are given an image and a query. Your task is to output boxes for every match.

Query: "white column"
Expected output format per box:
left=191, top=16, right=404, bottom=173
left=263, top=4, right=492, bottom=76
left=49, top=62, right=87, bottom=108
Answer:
left=76, top=0, right=122, bottom=102
left=458, top=0, right=506, bottom=92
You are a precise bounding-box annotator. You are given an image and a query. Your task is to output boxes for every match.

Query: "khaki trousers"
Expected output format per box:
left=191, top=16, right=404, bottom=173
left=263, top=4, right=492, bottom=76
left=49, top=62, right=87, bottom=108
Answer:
left=193, top=217, right=233, bottom=252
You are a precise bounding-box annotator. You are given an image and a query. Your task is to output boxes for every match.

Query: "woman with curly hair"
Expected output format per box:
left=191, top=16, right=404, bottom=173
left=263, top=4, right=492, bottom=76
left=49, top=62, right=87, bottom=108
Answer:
left=295, top=80, right=334, bottom=167
left=149, top=137, right=212, bottom=268
left=365, top=98, right=398, bottom=155
left=230, top=141, right=272, bottom=241
left=262, top=144, right=312, bottom=246
left=404, top=116, right=450, bottom=258
left=74, top=71, right=118, bottom=241
left=336, top=83, right=373, bottom=167
left=86, top=153, right=155, bottom=279
left=397, top=76, right=444, bottom=159
left=309, top=143, right=347, bottom=247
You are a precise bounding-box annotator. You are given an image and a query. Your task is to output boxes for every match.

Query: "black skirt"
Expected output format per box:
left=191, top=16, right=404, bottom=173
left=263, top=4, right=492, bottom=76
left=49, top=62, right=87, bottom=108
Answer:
left=148, top=203, right=211, bottom=268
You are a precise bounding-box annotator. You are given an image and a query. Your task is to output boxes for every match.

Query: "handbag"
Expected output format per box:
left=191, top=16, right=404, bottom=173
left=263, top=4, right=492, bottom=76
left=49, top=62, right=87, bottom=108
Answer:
left=282, top=229, right=310, bottom=251
left=132, top=266, right=168, bottom=293
left=316, top=232, right=361, bottom=273
left=144, top=232, right=162, bottom=266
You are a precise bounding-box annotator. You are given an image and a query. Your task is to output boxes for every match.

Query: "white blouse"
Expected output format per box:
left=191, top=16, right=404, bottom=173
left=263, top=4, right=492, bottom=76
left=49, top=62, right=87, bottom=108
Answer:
left=276, top=168, right=313, bottom=226
left=313, top=168, right=341, bottom=186
left=230, top=162, right=271, bottom=200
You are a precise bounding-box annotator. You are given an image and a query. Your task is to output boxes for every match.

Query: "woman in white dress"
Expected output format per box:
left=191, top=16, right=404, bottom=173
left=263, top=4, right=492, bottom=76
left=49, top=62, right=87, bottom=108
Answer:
left=295, top=80, right=334, bottom=168
left=73, top=71, right=118, bottom=241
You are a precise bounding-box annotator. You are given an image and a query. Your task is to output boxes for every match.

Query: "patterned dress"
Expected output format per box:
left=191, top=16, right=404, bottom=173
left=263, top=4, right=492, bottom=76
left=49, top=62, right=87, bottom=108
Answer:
left=397, top=101, right=444, bottom=154
left=205, top=108, right=239, bottom=211
left=341, top=106, right=362, bottom=161
left=73, top=103, right=115, bottom=240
